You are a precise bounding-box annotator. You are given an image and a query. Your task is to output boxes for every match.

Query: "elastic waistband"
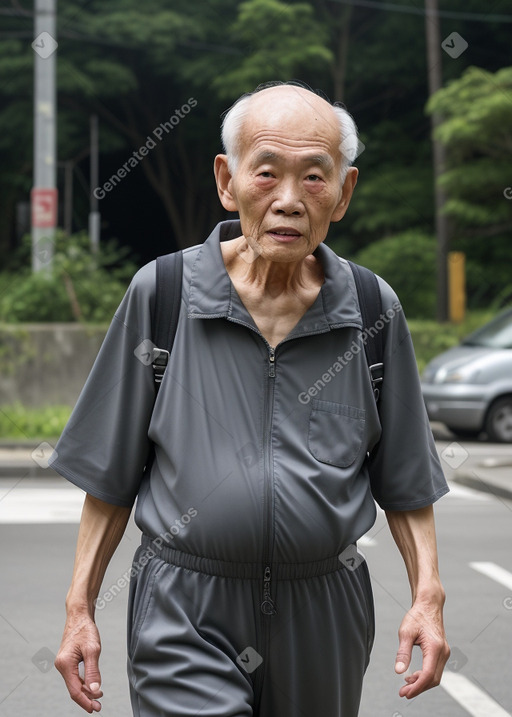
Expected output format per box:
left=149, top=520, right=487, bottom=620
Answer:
left=140, top=535, right=348, bottom=580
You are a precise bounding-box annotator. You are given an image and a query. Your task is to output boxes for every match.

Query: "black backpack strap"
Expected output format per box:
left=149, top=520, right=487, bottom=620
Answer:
left=347, top=260, right=385, bottom=401
left=151, top=250, right=183, bottom=389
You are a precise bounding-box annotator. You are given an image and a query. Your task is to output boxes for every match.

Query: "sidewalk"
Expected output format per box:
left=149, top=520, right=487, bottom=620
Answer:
left=0, top=441, right=60, bottom=479
left=451, top=462, right=512, bottom=503
left=1, top=439, right=511, bottom=501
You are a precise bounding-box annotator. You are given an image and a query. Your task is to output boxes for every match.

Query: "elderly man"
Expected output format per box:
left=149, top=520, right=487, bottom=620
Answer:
left=52, top=82, right=450, bottom=717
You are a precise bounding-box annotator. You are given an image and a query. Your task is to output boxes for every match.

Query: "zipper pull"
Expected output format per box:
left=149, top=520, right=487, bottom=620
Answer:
left=261, top=565, right=277, bottom=615
left=268, top=347, right=276, bottom=378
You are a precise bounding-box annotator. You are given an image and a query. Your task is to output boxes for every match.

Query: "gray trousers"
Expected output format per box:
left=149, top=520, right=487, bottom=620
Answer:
left=127, top=537, right=375, bottom=717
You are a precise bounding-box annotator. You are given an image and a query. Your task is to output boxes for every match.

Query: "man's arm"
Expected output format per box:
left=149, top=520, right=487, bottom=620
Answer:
left=385, top=504, right=450, bottom=699
left=54, top=493, right=131, bottom=714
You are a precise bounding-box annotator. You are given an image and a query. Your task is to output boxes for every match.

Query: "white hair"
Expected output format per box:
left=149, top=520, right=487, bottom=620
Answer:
left=221, top=85, right=360, bottom=184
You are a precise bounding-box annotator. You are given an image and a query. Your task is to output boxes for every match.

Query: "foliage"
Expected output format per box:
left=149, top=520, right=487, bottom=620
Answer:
left=426, top=65, right=512, bottom=306
left=1, top=0, right=511, bottom=273
left=347, top=230, right=437, bottom=319
left=0, top=231, right=136, bottom=322
left=210, top=0, right=332, bottom=99
left=339, top=162, right=434, bottom=245
left=0, top=402, right=71, bottom=440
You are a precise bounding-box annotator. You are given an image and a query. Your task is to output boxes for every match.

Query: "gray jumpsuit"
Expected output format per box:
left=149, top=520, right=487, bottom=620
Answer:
left=50, top=220, right=448, bottom=716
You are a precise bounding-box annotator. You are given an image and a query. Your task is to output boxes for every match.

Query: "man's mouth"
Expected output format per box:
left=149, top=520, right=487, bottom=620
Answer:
left=267, top=227, right=302, bottom=241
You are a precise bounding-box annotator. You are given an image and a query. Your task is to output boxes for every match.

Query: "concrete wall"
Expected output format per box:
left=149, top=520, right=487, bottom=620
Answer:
left=0, top=324, right=107, bottom=407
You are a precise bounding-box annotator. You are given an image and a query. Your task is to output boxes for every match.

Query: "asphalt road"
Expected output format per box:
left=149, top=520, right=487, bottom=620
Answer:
left=0, top=444, right=511, bottom=717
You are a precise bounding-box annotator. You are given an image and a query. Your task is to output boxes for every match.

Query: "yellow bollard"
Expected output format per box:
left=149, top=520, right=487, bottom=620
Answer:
left=448, top=251, right=466, bottom=323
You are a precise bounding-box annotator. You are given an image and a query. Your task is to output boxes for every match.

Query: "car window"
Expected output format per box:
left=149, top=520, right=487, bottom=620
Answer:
left=463, top=309, right=512, bottom=349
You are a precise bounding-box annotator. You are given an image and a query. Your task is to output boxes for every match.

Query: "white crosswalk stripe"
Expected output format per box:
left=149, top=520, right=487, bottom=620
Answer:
left=0, top=477, right=491, bottom=524
left=445, top=482, right=492, bottom=501
left=439, top=561, right=512, bottom=716
left=442, top=672, right=511, bottom=717
left=470, top=562, right=512, bottom=591
left=0, top=482, right=84, bottom=523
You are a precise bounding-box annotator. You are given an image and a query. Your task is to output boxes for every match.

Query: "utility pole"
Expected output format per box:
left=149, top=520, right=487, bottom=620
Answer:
left=425, top=0, right=449, bottom=322
left=89, top=114, right=100, bottom=253
left=31, top=0, right=58, bottom=274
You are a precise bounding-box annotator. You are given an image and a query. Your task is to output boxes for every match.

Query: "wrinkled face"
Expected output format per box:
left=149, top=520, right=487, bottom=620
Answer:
left=219, top=87, right=357, bottom=263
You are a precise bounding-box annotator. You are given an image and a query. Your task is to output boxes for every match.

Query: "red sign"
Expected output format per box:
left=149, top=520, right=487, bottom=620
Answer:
left=31, top=188, right=58, bottom=228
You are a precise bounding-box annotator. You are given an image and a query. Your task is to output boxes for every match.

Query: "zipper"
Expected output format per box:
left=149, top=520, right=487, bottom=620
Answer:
left=261, top=564, right=276, bottom=615
left=268, top=346, right=276, bottom=378
left=260, top=343, right=277, bottom=616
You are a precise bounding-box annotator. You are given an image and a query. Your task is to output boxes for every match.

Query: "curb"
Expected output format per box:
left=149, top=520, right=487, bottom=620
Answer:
left=0, top=443, right=59, bottom=479
left=0, top=441, right=51, bottom=449
left=0, top=465, right=60, bottom=479
left=452, top=474, right=512, bottom=503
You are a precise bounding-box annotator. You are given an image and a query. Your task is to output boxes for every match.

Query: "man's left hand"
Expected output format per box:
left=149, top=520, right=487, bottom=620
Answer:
left=394, top=598, right=450, bottom=699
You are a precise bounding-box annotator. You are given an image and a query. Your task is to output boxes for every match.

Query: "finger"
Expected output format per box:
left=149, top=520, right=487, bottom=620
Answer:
left=84, top=655, right=103, bottom=698
left=395, top=633, right=414, bottom=674
left=55, top=653, right=102, bottom=712
left=61, top=669, right=100, bottom=713
left=400, top=653, right=440, bottom=699
left=402, top=637, right=450, bottom=699
left=399, top=671, right=421, bottom=698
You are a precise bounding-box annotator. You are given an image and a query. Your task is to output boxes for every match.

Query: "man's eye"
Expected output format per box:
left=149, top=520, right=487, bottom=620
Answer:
left=259, top=171, right=274, bottom=178
left=306, top=174, right=321, bottom=182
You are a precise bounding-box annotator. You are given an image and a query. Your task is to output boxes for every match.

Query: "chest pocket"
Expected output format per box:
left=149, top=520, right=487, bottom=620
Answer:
left=308, top=399, right=366, bottom=468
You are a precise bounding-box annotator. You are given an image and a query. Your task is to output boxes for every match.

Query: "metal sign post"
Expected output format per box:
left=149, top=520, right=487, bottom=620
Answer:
left=31, top=0, right=58, bottom=274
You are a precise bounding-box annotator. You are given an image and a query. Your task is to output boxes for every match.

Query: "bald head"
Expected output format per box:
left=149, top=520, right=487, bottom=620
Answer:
left=221, top=83, right=360, bottom=184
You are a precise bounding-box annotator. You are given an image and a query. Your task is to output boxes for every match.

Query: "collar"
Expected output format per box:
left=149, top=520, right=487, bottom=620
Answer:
left=187, top=220, right=363, bottom=336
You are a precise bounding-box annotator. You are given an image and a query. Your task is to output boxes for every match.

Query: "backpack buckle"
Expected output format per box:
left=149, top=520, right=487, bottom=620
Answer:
left=369, top=363, right=384, bottom=401
left=151, top=347, right=169, bottom=384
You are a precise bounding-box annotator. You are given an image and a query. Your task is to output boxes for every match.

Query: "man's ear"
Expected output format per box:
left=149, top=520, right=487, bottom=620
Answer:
left=331, top=167, right=358, bottom=223
left=214, top=155, right=238, bottom=212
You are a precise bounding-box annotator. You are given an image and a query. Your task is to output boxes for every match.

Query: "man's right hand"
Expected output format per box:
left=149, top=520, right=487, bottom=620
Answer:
left=55, top=611, right=103, bottom=713
left=54, top=493, right=131, bottom=711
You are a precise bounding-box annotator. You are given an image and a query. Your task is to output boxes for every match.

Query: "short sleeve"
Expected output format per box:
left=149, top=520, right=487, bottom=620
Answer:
left=48, top=260, right=158, bottom=507
left=367, top=278, right=449, bottom=511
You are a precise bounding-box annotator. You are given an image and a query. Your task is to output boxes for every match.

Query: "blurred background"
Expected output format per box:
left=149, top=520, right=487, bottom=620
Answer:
left=2, top=0, right=512, bottom=438
left=0, top=0, right=511, bottom=430
left=2, top=4, right=512, bottom=716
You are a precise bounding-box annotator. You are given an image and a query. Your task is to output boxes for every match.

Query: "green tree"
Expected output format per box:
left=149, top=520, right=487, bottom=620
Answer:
left=350, top=230, right=437, bottom=320
left=208, top=0, right=332, bottom=100
left=426, top=65, right=512, bottom=305
left=2, top=0, right=512, bottom=267
left=0, top=231, right=136, bottom=322
left=0, top=0, right=334, bottom=256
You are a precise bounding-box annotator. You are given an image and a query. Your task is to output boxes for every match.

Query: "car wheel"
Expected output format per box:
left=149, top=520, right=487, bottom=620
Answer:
left=485, top=397, right=512, bottom=443
left=446, top=427, right=481, bottom=440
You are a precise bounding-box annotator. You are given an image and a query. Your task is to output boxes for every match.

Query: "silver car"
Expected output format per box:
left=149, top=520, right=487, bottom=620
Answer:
left=421, top=308, right=512, bottom=442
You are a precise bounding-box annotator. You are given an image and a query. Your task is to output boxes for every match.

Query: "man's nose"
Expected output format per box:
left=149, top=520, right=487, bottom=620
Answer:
left=271, top=179, right=304, bottom=215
